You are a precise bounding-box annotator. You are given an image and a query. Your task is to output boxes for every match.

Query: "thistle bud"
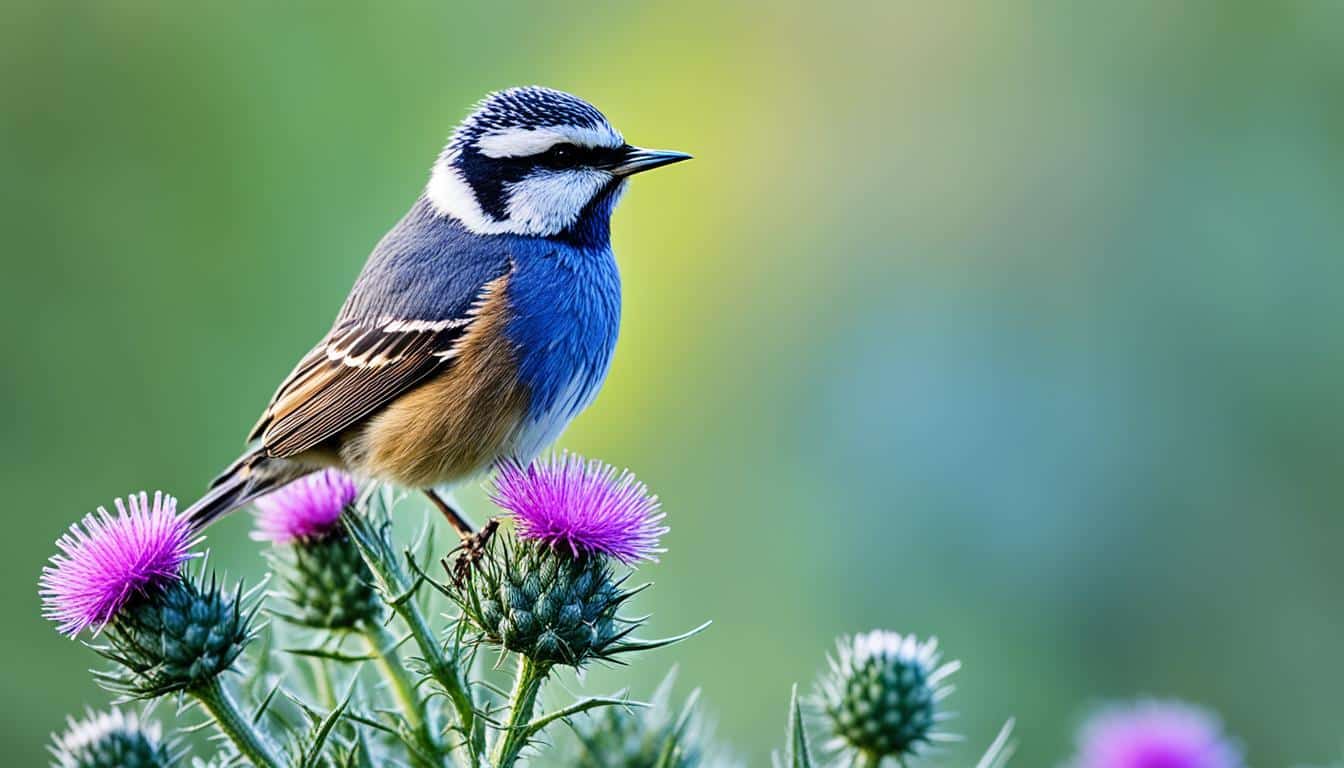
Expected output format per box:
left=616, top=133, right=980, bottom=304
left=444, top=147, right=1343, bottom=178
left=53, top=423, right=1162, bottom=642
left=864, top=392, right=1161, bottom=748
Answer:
left=271, top=531, right=383, bottom=629
left=463, top=537, right=634, bottom=666
left=816, top=630, right=959, bottom=764
left=49, top=708, right=173, bottom=768
left=98, top=571, right=256, bottom=698
left=253, top=471, right=381, bottom=630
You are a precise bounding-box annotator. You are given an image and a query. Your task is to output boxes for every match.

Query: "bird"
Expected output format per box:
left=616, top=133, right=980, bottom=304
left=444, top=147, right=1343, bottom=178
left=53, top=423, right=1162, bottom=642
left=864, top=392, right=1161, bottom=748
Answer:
left=184, top=86, right=690, bottom=544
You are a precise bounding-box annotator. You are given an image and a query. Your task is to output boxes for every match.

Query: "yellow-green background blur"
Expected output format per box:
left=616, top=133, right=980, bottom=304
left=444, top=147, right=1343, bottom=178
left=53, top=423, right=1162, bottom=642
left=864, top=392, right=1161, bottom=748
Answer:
left=4, top=2, right=1342, bottom=765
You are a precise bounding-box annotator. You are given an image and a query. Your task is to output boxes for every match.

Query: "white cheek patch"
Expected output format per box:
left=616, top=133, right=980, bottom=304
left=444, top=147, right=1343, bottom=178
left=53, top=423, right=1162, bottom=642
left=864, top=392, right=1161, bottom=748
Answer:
left=426, top=160, right=514, bottom=234
left=426, top=160, right=614, bottom=237
left=477, top=124, right=622, bottom=158
left=504, top=169, right=611, bottom=235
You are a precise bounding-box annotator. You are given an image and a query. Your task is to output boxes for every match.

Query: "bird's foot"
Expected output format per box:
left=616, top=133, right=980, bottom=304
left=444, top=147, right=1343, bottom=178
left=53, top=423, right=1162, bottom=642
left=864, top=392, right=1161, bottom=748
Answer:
left=445, top=517, right=499, bottom=589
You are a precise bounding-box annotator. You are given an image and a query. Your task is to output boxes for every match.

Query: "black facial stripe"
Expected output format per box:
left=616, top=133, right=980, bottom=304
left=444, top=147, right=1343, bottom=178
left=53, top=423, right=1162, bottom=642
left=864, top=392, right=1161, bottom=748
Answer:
left=536, top=142, right=627, bottom=170
left=455, top=145, right=533, bottom=220
left=453, top=143, right=631, bottom=220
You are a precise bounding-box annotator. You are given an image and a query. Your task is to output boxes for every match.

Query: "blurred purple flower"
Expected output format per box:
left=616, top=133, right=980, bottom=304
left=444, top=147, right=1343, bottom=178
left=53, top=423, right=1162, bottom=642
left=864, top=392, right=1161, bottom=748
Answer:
left=491, top=453, right=667, bottom=563
left=251, top=469, right=357, bottom=544
left=40, top=491, right=199, bottom=637
left=1069, top=700, right=1243, bottom=768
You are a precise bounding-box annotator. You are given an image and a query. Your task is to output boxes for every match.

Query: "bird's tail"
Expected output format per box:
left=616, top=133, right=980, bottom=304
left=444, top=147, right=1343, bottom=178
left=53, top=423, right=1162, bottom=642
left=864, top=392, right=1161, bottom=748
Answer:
left=184, top=452, right=310, bottom=532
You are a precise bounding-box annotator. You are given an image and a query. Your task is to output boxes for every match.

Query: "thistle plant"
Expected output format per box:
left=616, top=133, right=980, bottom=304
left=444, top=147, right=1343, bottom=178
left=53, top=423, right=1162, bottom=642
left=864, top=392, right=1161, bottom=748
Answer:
left=492, top=454, right=669, bottom=563
left=40, top=492, right=280, bottom=767
left=252, top=471, right=386, bottom=660
left=447, top=454, right=703, bottom=767
left=253, top=470, right=440, bottom=758
left=38, top=457, right=1035, bottom=768
left=456, top=456, right=669, bottom=666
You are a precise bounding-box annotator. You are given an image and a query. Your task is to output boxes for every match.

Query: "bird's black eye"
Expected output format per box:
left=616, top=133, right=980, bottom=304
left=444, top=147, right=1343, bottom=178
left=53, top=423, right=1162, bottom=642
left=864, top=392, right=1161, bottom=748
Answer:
left=543, top=142, right=579, bottom=167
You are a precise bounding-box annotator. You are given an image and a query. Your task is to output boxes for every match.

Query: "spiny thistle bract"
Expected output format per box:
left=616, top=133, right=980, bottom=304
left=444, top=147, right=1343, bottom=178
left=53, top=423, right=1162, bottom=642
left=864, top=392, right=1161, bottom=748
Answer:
left=93, top=568, right=259, bottom=698
left=564, top=670, right=737, bottom=768
left=816, top=630, right=959, bottom=764
left=460, top=535, right=638, bottom=666
left=1066, top=700, right=1243, bottom=768
left=49, top=708, right=174, bottom=768
left=253, top=471, right=382, bottom=630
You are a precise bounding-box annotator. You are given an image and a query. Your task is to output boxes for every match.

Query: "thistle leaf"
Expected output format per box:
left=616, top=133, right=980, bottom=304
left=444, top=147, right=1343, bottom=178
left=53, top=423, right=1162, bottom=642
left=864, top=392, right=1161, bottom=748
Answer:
left=252, top=681, right=283, bottom=724
left=652, top=687, right=701, bottom=768
left=778, top=684, right=815, bottom=768
left=300, top=694, right=350, bottom=768
left=608, top=620, right=712, bottom=656
left=284, top=647, right=378, bottom=663
left=974, top=719, right=1017, bottom=768
left=524, top=694, right=647, bottom=739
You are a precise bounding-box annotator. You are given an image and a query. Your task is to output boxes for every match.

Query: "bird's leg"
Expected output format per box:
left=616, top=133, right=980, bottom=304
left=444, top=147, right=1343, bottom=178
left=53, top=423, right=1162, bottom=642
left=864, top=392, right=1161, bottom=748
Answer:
left=424, top=489, right=475, bottom=541
left=444, top=518, right=499, bottom=589
left=424, top=489, right=498, bottom=588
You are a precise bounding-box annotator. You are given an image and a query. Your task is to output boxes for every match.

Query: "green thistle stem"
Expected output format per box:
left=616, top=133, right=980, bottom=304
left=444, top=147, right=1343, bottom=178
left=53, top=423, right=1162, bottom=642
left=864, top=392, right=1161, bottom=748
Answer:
left=343, top=510, right=483, bottom=763
left=490, top=656, right=549, bottom=768
left=396, top=577, right=480, bottom=760
left=191, top=676, right=285, bottom=768
left=363, top=622, right=434, bottom=749
left=857, top=753, right=883, bottom=768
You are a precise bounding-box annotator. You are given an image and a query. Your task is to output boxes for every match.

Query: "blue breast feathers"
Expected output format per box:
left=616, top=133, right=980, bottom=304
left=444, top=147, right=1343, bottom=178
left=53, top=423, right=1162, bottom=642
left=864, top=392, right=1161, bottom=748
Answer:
left=503, top=238, right=621, bottom=453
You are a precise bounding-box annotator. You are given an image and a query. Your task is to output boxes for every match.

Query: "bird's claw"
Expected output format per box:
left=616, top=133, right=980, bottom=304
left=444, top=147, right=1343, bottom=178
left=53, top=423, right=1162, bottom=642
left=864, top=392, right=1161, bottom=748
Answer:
left=445, top=517, right=499, bottom=589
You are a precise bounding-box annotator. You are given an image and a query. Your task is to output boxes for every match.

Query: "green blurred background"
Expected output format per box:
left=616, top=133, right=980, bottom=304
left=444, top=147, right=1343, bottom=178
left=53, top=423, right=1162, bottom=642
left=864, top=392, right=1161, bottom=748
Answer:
left=3, top=1, right=1343, bottom=765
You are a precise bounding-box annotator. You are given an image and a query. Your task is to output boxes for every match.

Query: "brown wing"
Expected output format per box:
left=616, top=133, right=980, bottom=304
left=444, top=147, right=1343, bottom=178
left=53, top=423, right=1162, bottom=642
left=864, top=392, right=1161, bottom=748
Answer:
left=249, top=315, right=477, bottom=458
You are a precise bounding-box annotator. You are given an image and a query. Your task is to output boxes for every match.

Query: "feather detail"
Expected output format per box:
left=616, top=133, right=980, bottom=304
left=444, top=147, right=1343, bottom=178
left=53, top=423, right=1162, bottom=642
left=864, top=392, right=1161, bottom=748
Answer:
left=250, top=269, right=513, bottom=459
left=340, top=275, right=530, bottom=488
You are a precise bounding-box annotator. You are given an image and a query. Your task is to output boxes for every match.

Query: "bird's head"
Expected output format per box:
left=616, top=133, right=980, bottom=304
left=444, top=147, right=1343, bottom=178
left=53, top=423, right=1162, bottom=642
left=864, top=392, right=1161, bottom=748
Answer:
left=427, top=86, right=689, bottom=240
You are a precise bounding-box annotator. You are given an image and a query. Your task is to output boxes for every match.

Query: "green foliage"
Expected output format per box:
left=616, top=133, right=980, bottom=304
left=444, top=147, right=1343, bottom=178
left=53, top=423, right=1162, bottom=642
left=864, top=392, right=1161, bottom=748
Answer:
left=564, top=670, right=735, bottom=768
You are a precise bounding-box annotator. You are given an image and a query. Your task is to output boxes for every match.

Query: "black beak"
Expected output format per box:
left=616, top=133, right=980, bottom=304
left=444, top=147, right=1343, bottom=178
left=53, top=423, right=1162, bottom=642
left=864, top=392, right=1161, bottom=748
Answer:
left=609, top=146, right=693, bottom=177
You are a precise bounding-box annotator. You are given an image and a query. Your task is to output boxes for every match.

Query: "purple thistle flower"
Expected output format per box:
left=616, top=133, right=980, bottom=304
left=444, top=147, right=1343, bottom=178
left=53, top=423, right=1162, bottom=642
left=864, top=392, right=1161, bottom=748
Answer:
left=251, top=469, right=357, bottom=544
left=491, top=453, right=667, bottom=564
left=1069, top=700, right=1243, bottom=768
left=40, top=491, right=199, bottom=638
